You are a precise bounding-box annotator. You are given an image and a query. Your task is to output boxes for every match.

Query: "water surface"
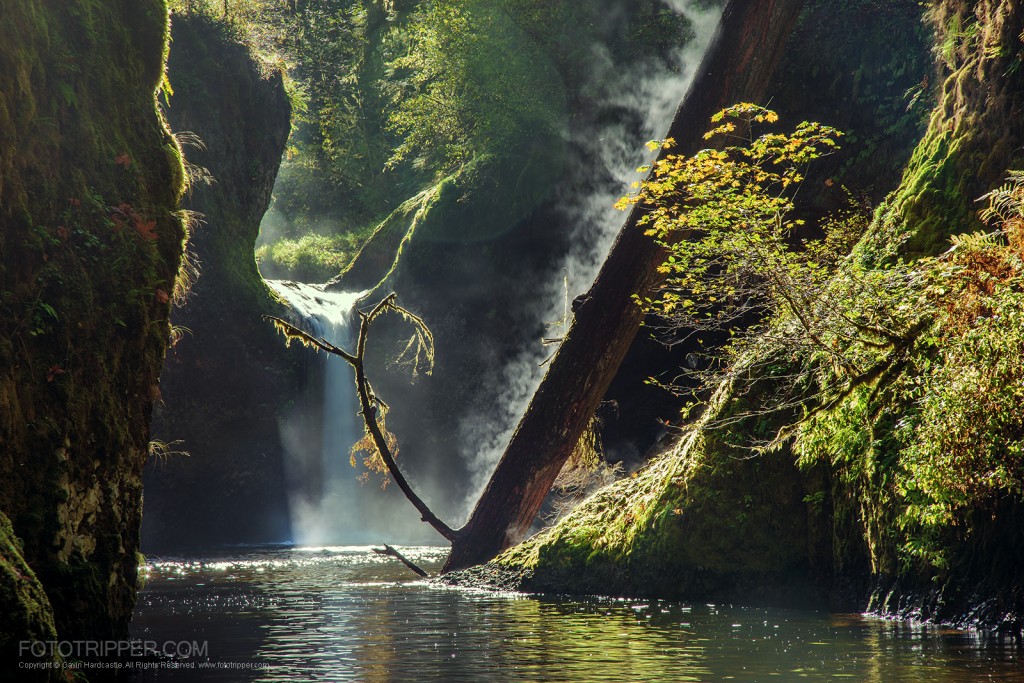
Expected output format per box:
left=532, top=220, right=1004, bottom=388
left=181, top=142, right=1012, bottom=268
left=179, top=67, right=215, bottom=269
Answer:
left=130, top=546, right=1020, bottom=681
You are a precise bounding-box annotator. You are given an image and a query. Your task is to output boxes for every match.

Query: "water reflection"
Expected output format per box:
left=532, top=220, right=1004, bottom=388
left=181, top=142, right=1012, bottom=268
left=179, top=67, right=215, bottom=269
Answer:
left=130, top=546, right=1020, bottom=681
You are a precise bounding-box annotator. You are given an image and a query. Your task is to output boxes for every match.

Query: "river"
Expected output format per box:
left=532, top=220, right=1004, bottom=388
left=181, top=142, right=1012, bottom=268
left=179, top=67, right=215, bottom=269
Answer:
left=126, top=546, right=1021, bottom=681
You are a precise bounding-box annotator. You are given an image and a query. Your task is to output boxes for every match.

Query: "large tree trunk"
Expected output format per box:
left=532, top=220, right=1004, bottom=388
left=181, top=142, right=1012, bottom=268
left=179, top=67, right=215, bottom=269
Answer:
left=443, top=0, right=806, bottom=572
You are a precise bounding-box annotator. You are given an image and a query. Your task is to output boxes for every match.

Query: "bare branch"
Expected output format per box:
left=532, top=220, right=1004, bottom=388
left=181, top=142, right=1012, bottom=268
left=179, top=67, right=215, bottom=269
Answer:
left=268, top=295, right=456, bottom=543
left=373, top=544, right=429, bottom=577
left=263, top=315, right=358, bottom=364
left=349, top=298, right=458, bottom=542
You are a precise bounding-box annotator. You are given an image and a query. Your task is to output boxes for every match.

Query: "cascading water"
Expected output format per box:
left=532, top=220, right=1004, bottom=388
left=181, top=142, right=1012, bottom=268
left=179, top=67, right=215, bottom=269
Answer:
left=266, top=280, right=368, bottom=546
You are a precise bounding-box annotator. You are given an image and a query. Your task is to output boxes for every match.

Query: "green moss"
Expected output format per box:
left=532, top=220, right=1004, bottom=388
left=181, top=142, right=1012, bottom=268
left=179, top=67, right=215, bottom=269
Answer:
left=496, top=370, right=814, bottom=601
left=866, top=1, right=1024, bottom=258
left=329, top=176, right=457, bottom=291
left=0, top=512, right=59, bottom=672
left=257, top=232, right=366, bottom=282
left=794, top=1, right=1024, bottom=611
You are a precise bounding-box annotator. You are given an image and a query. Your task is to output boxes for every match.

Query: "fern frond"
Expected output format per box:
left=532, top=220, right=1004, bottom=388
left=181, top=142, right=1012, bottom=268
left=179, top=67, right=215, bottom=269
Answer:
left=979, top=172, right=1024, bottom=225
left=948, top=229, right=1006, bottom=252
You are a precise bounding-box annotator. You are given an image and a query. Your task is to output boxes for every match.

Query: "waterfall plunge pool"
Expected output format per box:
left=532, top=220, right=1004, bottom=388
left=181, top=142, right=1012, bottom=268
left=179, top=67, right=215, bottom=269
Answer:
left=128, top=545, right=1020, bottom=681
left=178, top=282, right=1019, bottom=680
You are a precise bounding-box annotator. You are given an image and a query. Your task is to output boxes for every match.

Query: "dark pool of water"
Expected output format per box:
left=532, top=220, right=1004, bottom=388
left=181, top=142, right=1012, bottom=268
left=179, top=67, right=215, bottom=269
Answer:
left=128, top=546, right=1020, bottom=681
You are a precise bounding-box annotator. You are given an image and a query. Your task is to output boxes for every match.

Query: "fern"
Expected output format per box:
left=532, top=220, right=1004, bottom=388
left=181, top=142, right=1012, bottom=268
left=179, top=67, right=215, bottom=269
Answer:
left=978, top=170, right=1024, bottom=224
left=948, top=229, right=1006, bottom=252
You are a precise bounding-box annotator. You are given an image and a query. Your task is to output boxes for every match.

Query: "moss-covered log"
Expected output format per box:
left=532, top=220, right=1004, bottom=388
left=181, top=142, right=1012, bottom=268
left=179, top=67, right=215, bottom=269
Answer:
left=0, top=0, right=186, bottom=657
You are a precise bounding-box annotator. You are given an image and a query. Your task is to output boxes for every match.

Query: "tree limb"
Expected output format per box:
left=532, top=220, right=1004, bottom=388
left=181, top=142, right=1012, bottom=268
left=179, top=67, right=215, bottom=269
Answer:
left=267, top=294, right=458, bottom=543
left=372, top=543, right=429, bottom=577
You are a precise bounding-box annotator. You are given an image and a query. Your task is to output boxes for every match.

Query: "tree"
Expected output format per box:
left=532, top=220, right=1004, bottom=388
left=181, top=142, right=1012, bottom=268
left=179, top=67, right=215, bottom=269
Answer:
left=383, top=0, right=566, bottom=173
left=618, top=103, right=933, bottom=446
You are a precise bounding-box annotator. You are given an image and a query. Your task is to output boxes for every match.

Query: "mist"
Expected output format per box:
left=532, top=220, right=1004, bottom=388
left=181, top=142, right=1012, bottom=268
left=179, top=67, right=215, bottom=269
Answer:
left=454, top=1, right=723, bottom=522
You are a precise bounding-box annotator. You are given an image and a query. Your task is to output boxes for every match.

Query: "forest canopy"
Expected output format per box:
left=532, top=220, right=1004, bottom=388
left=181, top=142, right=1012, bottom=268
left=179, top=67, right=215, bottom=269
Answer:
left=167, top=0, right=693, bottom=281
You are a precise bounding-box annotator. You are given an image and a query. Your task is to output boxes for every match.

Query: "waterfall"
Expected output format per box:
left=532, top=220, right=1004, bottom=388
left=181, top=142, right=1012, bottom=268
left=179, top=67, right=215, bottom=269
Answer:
left=266, top=280, right=368, bottom=546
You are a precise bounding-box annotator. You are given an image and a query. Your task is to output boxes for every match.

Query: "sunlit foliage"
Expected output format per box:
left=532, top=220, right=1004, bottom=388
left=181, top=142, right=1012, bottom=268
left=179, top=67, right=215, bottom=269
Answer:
left=800, top=178, right=1024, bottom=572
left=617, top=104, right=911, bottom=424
left=382, top=0, right=566, bottom=173
left=623, top=105, right=1024, bottom=571
left=255, top=231, right=365, bottom=281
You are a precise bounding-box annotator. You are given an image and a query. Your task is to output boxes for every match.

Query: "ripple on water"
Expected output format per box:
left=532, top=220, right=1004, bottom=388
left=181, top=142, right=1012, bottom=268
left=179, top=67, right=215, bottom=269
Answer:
left=130, top=546, right=1021, bottom=682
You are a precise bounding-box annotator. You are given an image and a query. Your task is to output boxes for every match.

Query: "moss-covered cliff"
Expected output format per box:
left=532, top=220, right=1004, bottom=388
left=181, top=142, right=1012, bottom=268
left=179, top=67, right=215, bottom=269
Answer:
left=879, top=0, right=1024, bottom=256
left=455, top=0, right=1024, bottom=633
left=0, top=0, right=185, bottom=663
left=144, top=14, right=302, bottom=549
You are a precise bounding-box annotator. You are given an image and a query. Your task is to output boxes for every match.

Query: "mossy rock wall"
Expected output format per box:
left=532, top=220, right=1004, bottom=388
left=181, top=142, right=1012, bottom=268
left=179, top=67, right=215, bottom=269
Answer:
left=828, top=0, right=1024, bottom=628
left=772, top=0, right=933, bottom=204
left=872, top=0, right=1024, bottom=257
left=0, top=513, right=62, bottom=680
left=144, top=14, right=304, bottom=549
left=505, top=438, right=817, bottom=605
left=0, top=0, right=185, bottom=650
left=472, top=372, right=819, bottom=606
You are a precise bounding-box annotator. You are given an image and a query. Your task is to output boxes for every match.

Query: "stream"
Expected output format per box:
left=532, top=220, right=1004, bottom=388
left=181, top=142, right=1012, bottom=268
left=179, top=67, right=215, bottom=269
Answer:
left=128, top=545, right=1021, bottom=681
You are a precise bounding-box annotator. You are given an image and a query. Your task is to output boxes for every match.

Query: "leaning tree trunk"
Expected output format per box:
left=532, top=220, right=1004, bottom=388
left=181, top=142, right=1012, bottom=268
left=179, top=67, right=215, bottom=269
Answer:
left=443, top=0, right=807, bottom=572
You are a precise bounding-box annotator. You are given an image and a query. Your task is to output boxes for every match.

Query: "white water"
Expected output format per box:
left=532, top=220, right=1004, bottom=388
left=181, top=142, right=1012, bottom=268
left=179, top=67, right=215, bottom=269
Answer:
left=266, top=281, right=367, bottom=546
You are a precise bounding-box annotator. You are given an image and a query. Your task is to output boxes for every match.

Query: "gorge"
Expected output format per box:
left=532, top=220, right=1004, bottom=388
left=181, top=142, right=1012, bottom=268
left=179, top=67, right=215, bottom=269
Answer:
left=2, top=0, right=1023, bottom=678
